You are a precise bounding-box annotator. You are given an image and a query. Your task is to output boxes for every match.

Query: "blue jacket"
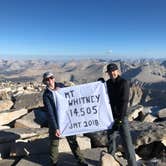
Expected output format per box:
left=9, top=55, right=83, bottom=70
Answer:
left=43, top=82, right=64, bottom=131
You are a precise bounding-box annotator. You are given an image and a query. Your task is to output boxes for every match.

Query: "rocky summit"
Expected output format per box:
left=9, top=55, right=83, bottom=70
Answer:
left=0, top=58, right=166, bottom=166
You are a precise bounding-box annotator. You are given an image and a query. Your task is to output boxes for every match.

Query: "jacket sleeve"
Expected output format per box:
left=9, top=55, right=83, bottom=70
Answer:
left=119, top=80, right=130, bottom=120
left=43, top=93, right=58, bottom=130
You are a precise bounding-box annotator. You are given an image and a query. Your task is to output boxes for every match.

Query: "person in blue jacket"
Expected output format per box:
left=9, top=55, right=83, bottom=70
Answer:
left=42, top=72, right=88, bottom=166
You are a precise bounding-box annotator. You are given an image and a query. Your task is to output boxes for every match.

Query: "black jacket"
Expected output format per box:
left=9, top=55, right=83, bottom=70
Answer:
left=106, top=76, right=129, bottom=121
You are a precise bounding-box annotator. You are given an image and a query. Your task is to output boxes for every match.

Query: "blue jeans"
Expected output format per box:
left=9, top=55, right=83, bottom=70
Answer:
left=107, top=117, right=137, bottom=166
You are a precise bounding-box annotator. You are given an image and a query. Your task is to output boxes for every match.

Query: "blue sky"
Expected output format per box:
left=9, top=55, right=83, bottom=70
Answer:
left=0, top=0, right=166, bottom=60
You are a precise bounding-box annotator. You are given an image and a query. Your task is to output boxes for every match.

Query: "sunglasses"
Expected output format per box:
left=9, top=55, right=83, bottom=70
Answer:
left=45, top=76, right=54, bottom=81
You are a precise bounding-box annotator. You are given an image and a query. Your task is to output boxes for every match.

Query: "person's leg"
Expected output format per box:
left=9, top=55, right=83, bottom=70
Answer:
left=120, top=118, right=137, bottom=166
left=49, top=135, right=59, bottom=165
left=66, top=135, right=88, bottom=165
left=107, top=129, right=117, bottom=156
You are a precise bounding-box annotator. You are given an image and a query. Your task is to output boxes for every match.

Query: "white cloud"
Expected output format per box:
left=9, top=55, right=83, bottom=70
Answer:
left=107, top=49, right=113, bottom=54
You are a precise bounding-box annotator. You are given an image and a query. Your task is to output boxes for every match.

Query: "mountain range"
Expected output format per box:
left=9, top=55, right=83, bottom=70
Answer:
left=0, top=59, right=166, bottom=90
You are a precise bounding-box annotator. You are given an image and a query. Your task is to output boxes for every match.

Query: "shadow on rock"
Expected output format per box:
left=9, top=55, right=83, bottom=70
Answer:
left=0, top=131, right=20, bottom=158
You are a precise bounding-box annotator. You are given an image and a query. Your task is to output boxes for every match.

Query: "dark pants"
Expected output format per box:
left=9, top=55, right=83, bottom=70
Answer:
left=107, top=117, right=137, bottom=166
left=49, top=133, right=85, bottom=165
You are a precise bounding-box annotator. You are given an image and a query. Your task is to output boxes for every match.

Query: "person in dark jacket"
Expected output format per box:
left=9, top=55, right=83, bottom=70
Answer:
left=42, top=72, right=88, bottom=166
left=106, top=64, right=137, bottom=166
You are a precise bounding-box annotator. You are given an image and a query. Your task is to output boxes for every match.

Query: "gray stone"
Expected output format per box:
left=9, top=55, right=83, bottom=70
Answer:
left=0, top=159, right=15, bottom=165
left=15, top=111, right=41, bottom=128
left=16, top=148, right=107, bottom=166
left=100, top=151, right=120, bottom=166
left=130, top=121, right=166, bottom=148
left=10, top=138, right=49, bottom=157
left=129, top=84, right=143, bottom=107
left=0, top=108, right=28, bottom=126
left=16, top=155, right=51, bottom=166
left=0, top=100, right=13, bottom=112
left=13, top=92, right=43, bottom=110
left=59, top=136, right=91, bottom=153
left=85, top=121, right=166, bottom=150
left=128, top=105, right=144, bottom=121
left=142, top=114, right=157, bottom=122
left=158, top=108, right=166, bottom=119
left=10, top=136, right=91, bottom=157
left=0, top=90, right=10, bottom=100
left=137, top=158, right=162, bottom=166
left=84, top=130, right=108, bottom=147
left=0, top=126, right=10, bottom=130
left=114, top=152, right=128, bottom=166
left=0, top=128, right=48, bottom=143
left=142, top=88, right=166, bottom=108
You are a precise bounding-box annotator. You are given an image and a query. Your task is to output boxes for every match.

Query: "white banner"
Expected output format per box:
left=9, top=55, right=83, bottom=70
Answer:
left=53, top=81, right=114, bottom=137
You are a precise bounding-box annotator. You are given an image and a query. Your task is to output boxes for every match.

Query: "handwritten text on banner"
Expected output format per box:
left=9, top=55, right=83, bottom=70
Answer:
left=53, top=81, right=114, bottom=137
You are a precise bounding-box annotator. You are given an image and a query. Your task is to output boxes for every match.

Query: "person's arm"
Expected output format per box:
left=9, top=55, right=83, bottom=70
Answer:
left=43, top=93, right=59, bottom=132
left=119, top=80, right=130, bottom=121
